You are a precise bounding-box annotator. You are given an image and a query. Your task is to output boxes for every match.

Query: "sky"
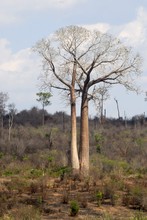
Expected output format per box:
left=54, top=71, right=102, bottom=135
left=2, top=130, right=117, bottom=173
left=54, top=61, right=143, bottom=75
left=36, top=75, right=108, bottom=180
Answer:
left=0, top=0, right=147, bottom=118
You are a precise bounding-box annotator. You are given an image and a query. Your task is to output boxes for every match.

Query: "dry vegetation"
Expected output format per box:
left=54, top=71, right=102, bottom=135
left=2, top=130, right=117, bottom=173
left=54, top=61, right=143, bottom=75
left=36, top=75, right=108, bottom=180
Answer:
left=0, top=113, right=147, bottom=219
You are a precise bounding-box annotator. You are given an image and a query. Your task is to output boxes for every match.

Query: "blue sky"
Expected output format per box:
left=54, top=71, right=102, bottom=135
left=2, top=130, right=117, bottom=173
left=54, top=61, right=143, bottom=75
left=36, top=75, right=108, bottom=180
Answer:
left=0, top=0, right=147, bottom=118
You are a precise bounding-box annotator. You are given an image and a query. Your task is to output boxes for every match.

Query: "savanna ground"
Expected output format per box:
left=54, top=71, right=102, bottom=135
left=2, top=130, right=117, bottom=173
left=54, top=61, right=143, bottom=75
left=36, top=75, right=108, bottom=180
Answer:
left=0, top=115, right=147, bottom=219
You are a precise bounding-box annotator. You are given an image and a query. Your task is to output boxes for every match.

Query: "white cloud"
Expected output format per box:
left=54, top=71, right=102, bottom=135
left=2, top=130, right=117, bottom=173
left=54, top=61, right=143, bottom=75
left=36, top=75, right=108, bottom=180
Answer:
left=118, top=7, right=147, bottom=46
left=117, top=8, right=147, bottom=88
left=83, top=23, right=110, bottom=33
left=0, top=0, right=86, bottom=25
left=0, top=48, right=36, bottom=72
left=82, top=7, right=147, bottom=48
left=0, top=39, right=41, bottom=110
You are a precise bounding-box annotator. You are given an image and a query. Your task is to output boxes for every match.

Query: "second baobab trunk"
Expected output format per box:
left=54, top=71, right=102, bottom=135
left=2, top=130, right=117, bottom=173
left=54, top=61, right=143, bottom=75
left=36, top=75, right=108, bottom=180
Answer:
left=79, top=94, right=89, bottom=176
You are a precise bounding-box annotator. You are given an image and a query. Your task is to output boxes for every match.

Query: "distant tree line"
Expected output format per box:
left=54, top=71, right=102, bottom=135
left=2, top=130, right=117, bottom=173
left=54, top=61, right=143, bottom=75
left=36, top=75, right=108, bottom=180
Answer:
left=2, top=106, right=147, bottom=129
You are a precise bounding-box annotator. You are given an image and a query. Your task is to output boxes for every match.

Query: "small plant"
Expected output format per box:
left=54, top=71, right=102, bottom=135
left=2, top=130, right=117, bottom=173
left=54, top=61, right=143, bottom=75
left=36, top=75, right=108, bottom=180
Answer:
left=22, top=155, right=29, bottom=161
left=29, top=182, right=39, bottom=194
left=70, top=200, right=79, bottom=216
left=110, top=193, right=118, bottom=206
left=96, top=191, right=103, bottom=206
left=0, top=152, right=4, bottom=159
left=37, top=195, right=44, bottom=205
left=48, top=155, right=54, bottom=163
left=95, top=133, right=104, bottom=154
left=30, top=168, right=44, bottom=178
left=3, top=170, right=13, bottom=176
left=102, top=180, right=119, bottom=206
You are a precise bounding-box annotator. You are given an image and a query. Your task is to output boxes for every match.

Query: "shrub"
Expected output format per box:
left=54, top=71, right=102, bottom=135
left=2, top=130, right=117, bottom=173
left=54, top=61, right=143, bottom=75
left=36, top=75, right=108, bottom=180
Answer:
left=29, top=181, right=40, bottom=194
left=122, top=186, right=144, bottom=210
left=0, top=152, right=4, bottom=159
left=96, top=191, right=103, bottom=206
left=30, top=169, right=44, bottom=178
left=102, top=181, right=118, bottom=206
left=70, top=200, right=79, bottom=216
left=51, top=166, right=71, bottom=178
left=94, top=133, right=104, bottom=154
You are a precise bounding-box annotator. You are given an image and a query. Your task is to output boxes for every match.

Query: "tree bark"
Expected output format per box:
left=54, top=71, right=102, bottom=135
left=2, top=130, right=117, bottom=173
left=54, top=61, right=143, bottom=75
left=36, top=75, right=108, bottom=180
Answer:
left=79, top=94, right=89, bottom=177
left=71, top=88, right=79, bottom=174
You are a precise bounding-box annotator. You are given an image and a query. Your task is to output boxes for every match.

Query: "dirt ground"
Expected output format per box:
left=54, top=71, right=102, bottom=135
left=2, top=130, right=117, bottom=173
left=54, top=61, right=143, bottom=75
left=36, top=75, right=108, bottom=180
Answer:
left=0, top=176, right=147, bottom=220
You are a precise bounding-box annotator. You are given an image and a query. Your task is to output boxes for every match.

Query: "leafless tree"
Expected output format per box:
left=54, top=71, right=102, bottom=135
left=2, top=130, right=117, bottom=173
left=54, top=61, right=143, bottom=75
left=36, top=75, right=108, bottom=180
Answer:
left=8, top=103, right=17, bottom=142
left=34, top=25, right=142, bottom=177
left=0, top=92, right=9, bottom=138
left=94, top=83, right=110, bottom=123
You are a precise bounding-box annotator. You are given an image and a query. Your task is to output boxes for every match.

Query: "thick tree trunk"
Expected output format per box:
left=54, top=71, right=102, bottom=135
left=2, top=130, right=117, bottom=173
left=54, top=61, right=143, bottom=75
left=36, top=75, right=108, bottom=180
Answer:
left=79, top=96, right=89, bottom=177
left=71, top=88, right=79, bottom=174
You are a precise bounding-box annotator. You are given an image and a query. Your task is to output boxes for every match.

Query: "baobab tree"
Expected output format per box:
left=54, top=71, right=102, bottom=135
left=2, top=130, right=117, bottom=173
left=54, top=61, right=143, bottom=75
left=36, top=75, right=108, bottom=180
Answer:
left=34, top=25, right=142, bottom=177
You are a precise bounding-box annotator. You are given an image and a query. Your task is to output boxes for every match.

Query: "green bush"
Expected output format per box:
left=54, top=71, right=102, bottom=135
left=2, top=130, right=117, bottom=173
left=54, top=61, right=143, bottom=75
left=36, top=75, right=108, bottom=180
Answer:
left=3, top=170, right=13, bottom=177
left=0, top=152, right=4, bottom=159
left=30, top=169, right=44, bottom=178
left=52, top=166, right=71, bottom=178
left=70, top=200, right=79, bottom=216
left=96, top=191, right=103, bottom=206
left=94, top=133, right=104, bottom=154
